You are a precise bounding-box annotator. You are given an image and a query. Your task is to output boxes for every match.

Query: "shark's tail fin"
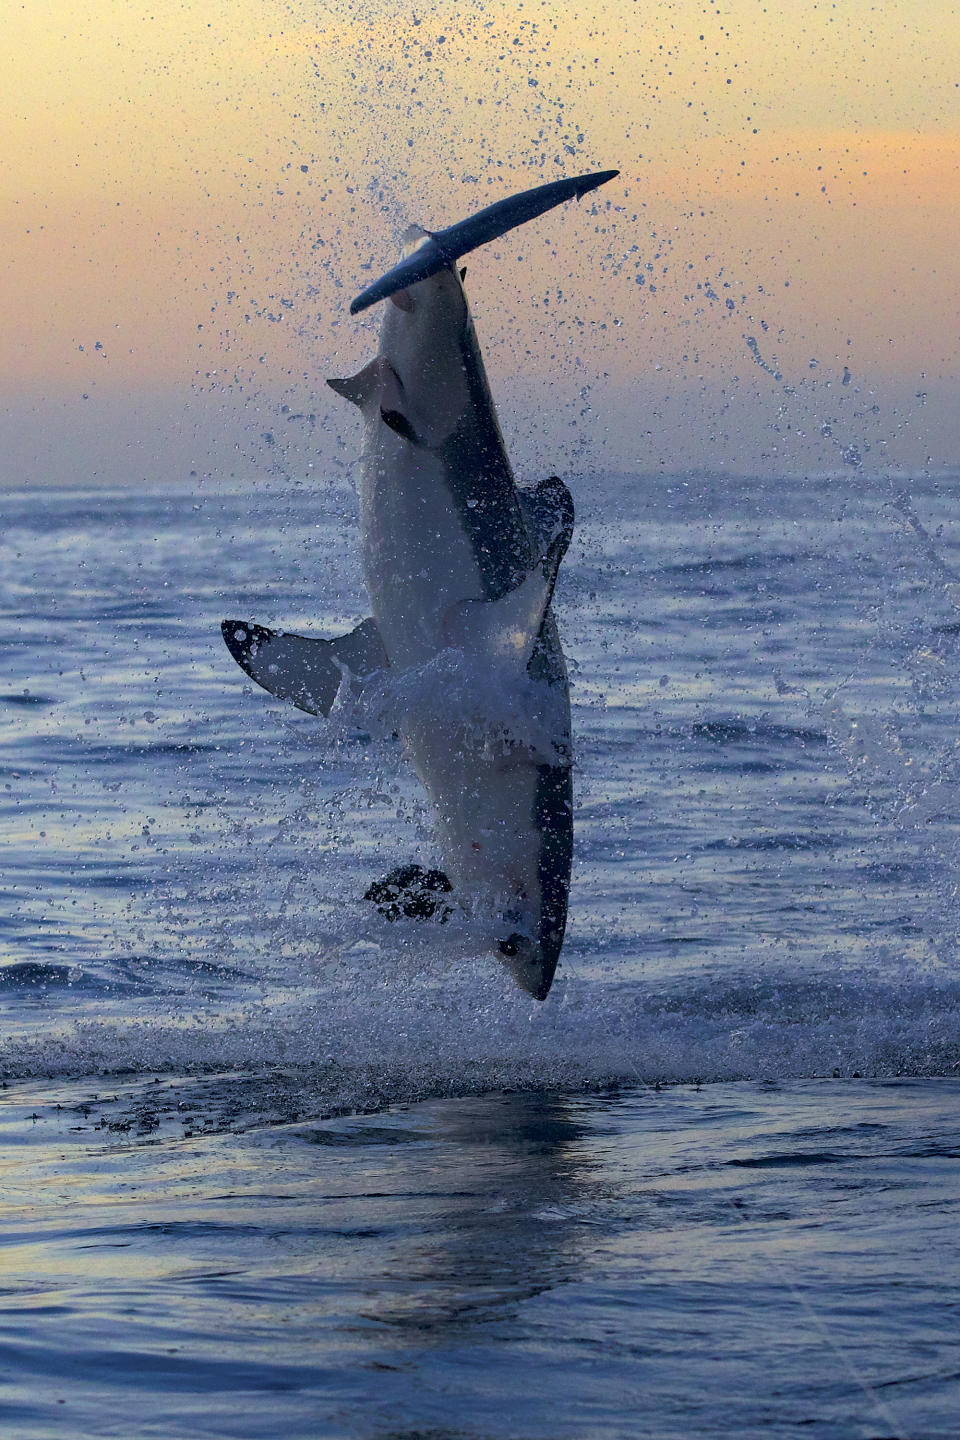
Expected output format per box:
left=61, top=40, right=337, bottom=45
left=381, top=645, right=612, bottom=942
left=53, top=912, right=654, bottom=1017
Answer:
left=350, top=169, right=619, bottom=314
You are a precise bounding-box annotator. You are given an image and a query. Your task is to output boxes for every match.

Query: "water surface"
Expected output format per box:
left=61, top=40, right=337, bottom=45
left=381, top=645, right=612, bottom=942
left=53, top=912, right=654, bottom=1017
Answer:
left=2, top=473, right=959, bottom=1436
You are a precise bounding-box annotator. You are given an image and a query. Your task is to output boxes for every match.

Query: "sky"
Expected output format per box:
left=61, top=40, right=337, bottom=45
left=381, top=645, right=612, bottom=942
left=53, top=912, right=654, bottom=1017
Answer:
left=1, top=0, right=958, bottom=485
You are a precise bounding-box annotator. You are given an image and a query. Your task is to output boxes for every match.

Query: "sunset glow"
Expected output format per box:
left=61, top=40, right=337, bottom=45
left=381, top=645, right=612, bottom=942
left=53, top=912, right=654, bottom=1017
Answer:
left=2, top=0, right=957, bottom=481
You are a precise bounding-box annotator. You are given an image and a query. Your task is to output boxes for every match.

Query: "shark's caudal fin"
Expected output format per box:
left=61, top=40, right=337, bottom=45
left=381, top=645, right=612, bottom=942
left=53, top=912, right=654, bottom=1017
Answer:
left=349, top=169, right=619, bottom=314
left=221, top=617, right=388, bottom=716
left=442, top=497, right=572, bottom=668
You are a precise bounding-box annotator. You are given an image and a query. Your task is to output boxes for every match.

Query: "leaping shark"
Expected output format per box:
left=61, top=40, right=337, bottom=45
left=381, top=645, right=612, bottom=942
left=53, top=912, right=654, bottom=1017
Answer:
left=222, top=168, right=618, bottom=999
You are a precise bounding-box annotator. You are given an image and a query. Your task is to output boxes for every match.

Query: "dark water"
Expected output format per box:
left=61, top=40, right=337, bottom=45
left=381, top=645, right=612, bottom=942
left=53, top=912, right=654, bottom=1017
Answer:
left=2, top=474, right=959, bottom=1437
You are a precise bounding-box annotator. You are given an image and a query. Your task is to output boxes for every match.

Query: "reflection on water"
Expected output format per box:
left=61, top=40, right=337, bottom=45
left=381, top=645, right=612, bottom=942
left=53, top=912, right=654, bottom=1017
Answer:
left=354, top=1093, right=588, bottom=1338
left=1, top=1079, right=958, bottom=1438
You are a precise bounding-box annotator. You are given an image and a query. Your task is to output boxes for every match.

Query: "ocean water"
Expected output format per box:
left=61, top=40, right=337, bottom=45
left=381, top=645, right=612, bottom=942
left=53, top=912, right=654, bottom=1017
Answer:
left=2, top=471, right=959, bottom=1438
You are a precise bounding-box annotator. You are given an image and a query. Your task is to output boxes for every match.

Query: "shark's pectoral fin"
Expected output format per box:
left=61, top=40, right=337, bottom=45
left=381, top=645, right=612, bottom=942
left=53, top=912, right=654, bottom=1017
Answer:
left=443, top=530, right=568, bottom=668
left=221, top=617, right=388, bottom=716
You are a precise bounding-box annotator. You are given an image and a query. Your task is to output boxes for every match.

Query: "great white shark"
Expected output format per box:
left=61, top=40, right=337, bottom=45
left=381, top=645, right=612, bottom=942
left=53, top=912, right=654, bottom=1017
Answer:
left=222, top=169, right=618, bottom=1000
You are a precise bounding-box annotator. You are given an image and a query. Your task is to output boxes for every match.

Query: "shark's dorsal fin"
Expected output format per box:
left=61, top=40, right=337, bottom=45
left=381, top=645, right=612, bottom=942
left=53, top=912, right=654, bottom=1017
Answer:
left=443, top=529, right=568, bottom=669
left=519, top=475, right=575, bottom=562
left=221, top=617, right=387, bottom=716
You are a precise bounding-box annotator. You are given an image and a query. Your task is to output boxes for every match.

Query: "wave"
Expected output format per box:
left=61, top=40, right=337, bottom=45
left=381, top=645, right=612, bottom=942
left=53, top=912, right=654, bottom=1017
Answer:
left=2, top=958, right=957, bottom=1127
left=0, top=961, right=73, bottom=988
left=0, top=692, right=59, bottom=708
left=658, top=550, right=814, bottom=577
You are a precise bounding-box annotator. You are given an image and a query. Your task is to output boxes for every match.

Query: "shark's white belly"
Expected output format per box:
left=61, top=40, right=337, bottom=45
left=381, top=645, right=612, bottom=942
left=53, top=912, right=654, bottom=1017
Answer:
left=404, top=713, right=543, bottom=929
left=359, top=429, right=484, bottom=669
left=357, top=422, right=550, bottom=943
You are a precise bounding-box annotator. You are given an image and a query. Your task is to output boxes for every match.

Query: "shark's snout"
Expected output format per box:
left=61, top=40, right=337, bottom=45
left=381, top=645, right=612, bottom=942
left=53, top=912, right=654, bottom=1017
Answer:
left=497, top=930, right=561, bottom=1002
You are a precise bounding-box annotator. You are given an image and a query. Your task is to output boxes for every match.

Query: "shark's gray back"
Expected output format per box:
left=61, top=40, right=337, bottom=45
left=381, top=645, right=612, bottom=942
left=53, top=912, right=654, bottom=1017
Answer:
left=433, top=313, right=534, bottom=601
